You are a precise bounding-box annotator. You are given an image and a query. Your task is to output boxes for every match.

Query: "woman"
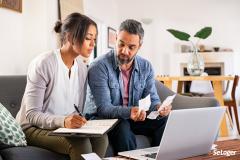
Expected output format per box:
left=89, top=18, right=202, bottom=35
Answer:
left=16, top=13, right=108, bottom=160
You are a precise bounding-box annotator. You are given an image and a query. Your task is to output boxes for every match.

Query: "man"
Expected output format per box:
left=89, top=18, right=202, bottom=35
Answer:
left=88, top=19, right=171, bottom=154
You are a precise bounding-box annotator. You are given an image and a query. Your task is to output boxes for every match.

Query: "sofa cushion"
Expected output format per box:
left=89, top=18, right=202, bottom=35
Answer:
left=0, top=142, right=12, bottom=150
left=0, top=76, right=26, bottom=118
left=0, top=103, right=27, bottom=147
left=0, top=146, right=69, bottom=160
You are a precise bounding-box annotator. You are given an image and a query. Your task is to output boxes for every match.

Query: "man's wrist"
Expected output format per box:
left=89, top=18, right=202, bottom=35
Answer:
left=121, top=107, right=131, bottom=119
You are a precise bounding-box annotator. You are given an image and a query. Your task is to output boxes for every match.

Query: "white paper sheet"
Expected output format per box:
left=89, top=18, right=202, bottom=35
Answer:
left=147, top=111, right=160, bottom=119
left=139, top=94, right=151, bottom=111
left=53, top=119, right=118, bottom=135
left=147, top=94, right=176, bottom=119
left=81, top=153, right=102, bottom=160
left=158, top=94, right=176, bottom=111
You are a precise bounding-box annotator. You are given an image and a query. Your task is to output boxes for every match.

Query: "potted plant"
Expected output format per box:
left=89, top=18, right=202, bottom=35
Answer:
left=167, top=27, right=212, bottom=76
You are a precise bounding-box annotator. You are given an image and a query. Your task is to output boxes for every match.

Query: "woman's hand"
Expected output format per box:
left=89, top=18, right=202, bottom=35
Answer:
left=64, top=115, right=87, bottom=128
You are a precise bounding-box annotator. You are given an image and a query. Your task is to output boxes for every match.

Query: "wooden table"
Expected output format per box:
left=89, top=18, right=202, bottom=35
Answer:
left=184, top=139, right=240, bottom=159
left=107, top=139, right=240, bottom=160
left=156, top=75, right=234, bottom=137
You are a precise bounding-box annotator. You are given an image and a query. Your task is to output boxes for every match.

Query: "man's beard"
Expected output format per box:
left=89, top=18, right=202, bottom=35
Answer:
left=117, top=54, right=136, bottom=65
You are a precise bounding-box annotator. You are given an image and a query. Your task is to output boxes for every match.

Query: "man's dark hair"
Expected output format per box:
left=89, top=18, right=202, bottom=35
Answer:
left=119, top=19, right=144, bottom=44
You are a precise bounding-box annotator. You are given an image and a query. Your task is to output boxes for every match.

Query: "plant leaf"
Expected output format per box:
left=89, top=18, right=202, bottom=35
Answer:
left=167, top=29, right=190, bottom=41
left=194, top=27, right=212, bottom=39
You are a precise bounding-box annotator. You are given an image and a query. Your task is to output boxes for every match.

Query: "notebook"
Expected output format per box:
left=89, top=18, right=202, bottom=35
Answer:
left=49, top=119, right=118, bottom=137
left=118, top=107, right=226, bottom=160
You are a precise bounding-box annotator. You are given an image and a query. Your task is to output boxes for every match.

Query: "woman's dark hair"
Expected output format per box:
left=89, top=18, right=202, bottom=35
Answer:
left=54, top=12, right=97, bottom=47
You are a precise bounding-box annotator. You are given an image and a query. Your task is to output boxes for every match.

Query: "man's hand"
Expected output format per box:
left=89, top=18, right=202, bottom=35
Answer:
left=64, top=115, right=87, bottom=128
left=137, top=110, right=146, bottom=121
left=130, top=107, right=146, bottom=122
left=157, top=104, right=172, bottom=117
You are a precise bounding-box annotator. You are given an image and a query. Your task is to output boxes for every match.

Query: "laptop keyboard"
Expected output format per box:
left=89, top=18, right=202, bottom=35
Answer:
left=143, top=152, right=157, bottom=159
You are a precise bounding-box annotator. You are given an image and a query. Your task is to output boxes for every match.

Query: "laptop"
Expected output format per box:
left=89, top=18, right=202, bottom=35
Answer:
left=118, top=107, right=226, bottom=160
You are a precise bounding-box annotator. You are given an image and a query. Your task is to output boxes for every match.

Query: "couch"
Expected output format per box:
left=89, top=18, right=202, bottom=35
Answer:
left=0, top=76, right=69, bottom=160
left=0, top=75, right=219, bottom=159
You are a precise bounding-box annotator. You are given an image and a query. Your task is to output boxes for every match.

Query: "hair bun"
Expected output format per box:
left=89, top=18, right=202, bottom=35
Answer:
left=54, top=20, right=62, bottom=33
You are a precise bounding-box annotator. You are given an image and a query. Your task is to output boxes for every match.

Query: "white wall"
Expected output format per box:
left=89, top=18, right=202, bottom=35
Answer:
left=1, top=0, right=239, bottom=74
left=1, top=0, right=239, bottom=99
left=0, top=0, right=58, bottom=75
left=84, top=0, right=240, bottom=74
left=83, top=0, right=240, bottom=102
left=83, top=0, right=120, bottom=56
left=113, top=0, right=240, bottom=75
left=83, top=0, right=119, bottom=28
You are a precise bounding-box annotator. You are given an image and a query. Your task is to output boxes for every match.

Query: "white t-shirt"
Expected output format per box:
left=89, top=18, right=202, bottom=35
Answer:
left=46, top=50, right=80, bottom=115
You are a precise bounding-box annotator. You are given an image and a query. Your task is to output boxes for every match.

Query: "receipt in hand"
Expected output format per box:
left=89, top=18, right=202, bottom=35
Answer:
left=158, top=94, right=176, bottom=111
left=147, top=94, right=176, bottom=119
left=139, top=94, right=151, bottom=111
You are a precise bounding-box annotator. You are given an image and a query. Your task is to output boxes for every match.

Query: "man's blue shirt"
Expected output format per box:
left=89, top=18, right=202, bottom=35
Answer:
left=88, top=50, right=161, bottom=119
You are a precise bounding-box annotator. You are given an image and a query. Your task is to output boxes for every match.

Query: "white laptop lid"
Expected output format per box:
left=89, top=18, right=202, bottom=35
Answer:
left=119, top=107, right=226, bottom=160
left=156, top=107, right=225, bottom=160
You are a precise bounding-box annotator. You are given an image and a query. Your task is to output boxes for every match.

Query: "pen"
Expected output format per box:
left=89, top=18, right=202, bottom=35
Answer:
left=74, top=104, right=84, bottom=117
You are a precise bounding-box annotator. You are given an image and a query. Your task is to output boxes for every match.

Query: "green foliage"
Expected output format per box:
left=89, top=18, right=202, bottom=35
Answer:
left=167, top=29, right=190, bottom=41
left=194, top=27, right=212, bottom=39
left=167, top=27, right=212, bottom=42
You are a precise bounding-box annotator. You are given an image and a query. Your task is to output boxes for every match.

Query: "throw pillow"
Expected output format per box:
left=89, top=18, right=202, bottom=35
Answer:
left=0, top=103, right=27, bottom=147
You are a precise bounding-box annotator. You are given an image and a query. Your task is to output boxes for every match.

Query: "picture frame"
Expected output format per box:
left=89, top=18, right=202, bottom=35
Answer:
left=57, top=0, right=84, bottom=20
left=107, top=27, right=117, bottom=49
left=0, top=0, right=22, bottom=13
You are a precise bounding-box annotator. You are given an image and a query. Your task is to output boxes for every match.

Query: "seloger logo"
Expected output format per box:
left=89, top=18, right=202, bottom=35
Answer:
left=213, top=149, right=237, bottom=156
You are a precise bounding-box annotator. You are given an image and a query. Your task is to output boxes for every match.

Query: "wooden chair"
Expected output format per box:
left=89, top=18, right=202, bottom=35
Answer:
left=224, top=75, right=240, bottom=135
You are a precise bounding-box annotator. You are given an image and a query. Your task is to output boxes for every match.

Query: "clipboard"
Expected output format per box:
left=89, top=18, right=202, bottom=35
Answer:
left=48, top=119, right=119, bottom=137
